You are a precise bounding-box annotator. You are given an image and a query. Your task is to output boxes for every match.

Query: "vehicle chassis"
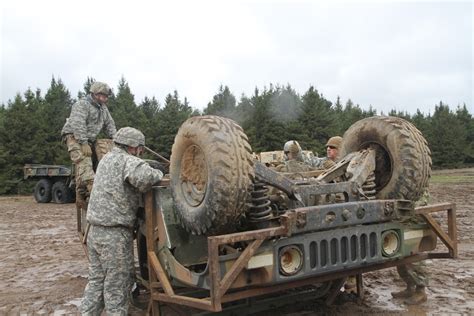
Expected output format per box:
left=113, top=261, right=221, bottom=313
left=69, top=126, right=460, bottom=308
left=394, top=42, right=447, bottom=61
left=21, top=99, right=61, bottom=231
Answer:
left=143, top=180, right=457, bottom=314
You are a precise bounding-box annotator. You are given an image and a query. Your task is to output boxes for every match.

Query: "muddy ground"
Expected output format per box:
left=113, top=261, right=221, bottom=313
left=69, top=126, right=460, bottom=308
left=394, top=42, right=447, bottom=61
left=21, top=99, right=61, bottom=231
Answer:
left=0, top=169, right=473, bottom=315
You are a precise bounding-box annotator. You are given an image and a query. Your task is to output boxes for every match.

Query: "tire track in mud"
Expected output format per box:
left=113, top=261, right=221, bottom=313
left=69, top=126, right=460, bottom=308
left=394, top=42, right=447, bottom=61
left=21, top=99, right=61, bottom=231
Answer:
left=0, top=168, right=472, bottom=315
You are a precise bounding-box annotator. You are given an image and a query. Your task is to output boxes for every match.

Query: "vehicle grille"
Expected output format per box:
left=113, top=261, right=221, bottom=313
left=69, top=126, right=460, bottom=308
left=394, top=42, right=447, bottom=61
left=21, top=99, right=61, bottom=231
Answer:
left=275, top=223, right=399, bottom=281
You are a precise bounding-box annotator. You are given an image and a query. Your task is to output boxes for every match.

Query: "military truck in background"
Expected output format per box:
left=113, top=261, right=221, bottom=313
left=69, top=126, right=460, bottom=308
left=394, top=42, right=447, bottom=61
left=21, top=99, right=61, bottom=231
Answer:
left=23, top=164, right=75, bottom=204
left=132, top=115, right=457, bottom=314
left=255, top=149, right=315, bottom=167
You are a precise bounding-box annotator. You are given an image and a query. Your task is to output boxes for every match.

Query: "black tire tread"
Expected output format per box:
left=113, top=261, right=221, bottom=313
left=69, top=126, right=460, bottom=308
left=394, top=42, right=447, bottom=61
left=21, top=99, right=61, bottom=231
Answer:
left=52, top=181, right=74, bottom=204
left=34, top=179, right=52, bottom=203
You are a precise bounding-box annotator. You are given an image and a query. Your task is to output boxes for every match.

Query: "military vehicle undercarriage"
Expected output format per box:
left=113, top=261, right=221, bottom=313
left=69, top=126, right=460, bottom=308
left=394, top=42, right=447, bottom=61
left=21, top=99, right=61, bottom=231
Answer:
left=78, top=115, right=458, bottom=315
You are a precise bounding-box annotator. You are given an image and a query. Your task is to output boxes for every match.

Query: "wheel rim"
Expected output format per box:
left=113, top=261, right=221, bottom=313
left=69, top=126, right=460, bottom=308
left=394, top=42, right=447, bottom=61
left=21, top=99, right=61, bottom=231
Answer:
left=179, top=145, right=207, bottom=207
left=39, top=187, right=45, bottom=196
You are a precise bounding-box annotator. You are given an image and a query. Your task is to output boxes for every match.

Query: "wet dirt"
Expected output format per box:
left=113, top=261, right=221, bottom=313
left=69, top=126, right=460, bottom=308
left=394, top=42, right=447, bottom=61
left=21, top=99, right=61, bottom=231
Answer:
left=0, top=169, right=472, bottom=315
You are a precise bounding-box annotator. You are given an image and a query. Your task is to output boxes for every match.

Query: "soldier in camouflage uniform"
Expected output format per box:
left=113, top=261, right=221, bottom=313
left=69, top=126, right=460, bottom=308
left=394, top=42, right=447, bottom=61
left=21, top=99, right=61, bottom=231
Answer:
left=61, top=81, right=117, bottom=197
left=279, top=140, right=312, bottom=172
left=80, top=127, right=163, bottom=316
left=311, top=136, right=342, bottom=169
left=391, top=189, right=430, bottom=305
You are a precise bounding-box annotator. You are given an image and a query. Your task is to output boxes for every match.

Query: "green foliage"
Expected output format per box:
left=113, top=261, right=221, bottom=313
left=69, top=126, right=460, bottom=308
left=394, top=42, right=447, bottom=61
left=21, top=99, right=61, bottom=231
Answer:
left=0, top=77, right=472, bottom=194
left=203, top=85, right=237, bottom=119
left=429, top=103, right=467, bottom=167
left=152, top=91, right=193, bottom=158
left=299, top=86, right=335, bottom=154
left=108, top=77, right=146, bottom=130
left=41, top=77, right=73, bottom=165
left=455, top=104, right=474, bottom=164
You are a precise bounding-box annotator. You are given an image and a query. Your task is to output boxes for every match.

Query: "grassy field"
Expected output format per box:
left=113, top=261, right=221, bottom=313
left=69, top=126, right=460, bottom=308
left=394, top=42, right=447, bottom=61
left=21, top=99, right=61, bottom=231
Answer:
left=431, top=168, right=474, bottom=184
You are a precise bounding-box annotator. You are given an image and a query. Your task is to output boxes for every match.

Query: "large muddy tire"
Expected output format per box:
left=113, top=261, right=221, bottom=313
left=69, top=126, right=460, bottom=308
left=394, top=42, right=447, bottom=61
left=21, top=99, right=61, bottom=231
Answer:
left=170, top=115, right=255, bottom=235
left=340, top=116, right=431, bottom=201
left=52, top=181, right=74, bottom=204
left=34, top=179, right=52, bottom=203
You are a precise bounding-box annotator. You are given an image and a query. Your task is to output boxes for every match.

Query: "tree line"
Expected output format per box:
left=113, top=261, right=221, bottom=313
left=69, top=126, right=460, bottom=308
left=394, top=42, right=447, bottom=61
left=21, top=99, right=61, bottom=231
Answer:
left=0, top=77, right=472, bottom=194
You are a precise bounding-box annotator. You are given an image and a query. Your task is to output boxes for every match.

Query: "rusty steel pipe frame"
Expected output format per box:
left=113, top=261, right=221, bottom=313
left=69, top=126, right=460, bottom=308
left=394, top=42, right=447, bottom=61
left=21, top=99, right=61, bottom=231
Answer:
left=144, top=190, right=458, bottom=314
left=415, top=202, right=458, bottom=259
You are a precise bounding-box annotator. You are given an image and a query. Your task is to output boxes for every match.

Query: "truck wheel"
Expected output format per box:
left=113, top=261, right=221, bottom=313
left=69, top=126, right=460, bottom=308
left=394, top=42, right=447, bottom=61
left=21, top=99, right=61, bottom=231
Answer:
left=170, top=115, right=255, bottom=235
left=34, top=179, right=52, bottom=203
left=340, top=116, right=431, bottom=201
left=52, top=181, right=73, bottom=204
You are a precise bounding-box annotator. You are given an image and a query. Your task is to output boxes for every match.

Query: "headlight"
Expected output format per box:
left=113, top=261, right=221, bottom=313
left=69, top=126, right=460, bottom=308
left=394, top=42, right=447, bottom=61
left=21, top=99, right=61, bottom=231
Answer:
left=381, top=230, right=400, bottom=257
left=279, top=245, right=303, bottom=276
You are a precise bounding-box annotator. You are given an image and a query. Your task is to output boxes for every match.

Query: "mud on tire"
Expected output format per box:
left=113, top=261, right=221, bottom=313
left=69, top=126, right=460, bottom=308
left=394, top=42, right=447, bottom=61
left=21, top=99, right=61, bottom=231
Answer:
left=170, top=115, right=255, bottom=235
left=340, top=116, right=431, bottom=201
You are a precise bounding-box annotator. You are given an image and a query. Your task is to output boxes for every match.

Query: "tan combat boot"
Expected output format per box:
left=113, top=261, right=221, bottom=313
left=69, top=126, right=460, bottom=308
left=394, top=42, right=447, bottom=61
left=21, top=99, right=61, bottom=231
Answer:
left=404, top=286, right=427, bottom=305
left=391, top=285, right=414, bottom=298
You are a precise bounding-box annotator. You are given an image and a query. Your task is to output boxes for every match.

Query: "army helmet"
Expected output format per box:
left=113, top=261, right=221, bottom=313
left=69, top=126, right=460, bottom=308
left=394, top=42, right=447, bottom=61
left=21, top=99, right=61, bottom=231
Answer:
left=283, top=140, right=301, bottom=154
left=325, top=136, right=343, bottom=149
left=90, top=81, right=112, bottom=96
left=114, top=127, right=145, bottom=147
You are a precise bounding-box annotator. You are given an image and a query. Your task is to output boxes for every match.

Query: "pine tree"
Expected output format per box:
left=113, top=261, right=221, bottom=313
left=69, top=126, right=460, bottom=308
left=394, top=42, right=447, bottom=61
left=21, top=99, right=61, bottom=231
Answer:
left=78, top=77, right=96, bottom=99
left=139, top=96, right=161, bottom=154
left=429, top=103, right=466, bottom=167
left=243, top=86, right=287, bottom=152
left=0, top=92, right=44, bottom=193
left=108, top=77, right=146, bottom=130
left=41, top=77, right=74, bottom=165
left=203, top=85, right=237, bottom=119
left=154, top=91, right=193, bottom=157
left=298, top=86, right=335, bottom=154
left=455, top=104, right=474, bottom=164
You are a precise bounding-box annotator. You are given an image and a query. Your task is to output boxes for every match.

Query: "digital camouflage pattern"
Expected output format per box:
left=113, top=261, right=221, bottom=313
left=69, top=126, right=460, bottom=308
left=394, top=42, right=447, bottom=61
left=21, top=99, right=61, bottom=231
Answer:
left=276, top=159, right=312, bottom=173
left=283, top=140, right=306, bottom=163
left=81, top=225, right=133, bottom=316
left=61, top=95, right=116, bottom=144
left=90, top=81, right=112, bottom=95
left=87, top=146, right=163, bottom=228
left=82, top=146, right=163, bottom=315
left=309, top=156, right=335, bottom=169
left=114, top=127, right=145, bottom=147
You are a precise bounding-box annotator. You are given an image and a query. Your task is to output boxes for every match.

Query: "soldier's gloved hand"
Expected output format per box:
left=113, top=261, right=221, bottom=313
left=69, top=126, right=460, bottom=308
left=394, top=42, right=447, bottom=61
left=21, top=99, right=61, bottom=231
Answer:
left=81, top=143, right=92, bottom=157
left=322, top=159, right=336, bottom=169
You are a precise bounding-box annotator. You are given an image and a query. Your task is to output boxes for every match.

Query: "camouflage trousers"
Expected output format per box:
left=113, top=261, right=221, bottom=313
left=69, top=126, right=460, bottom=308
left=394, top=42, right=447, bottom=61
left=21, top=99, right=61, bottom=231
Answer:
left=65, top=135, right=96, bottom=191
left=81, top=225, right=134, bottom=316
left=397, top=262, right=429, bottom=288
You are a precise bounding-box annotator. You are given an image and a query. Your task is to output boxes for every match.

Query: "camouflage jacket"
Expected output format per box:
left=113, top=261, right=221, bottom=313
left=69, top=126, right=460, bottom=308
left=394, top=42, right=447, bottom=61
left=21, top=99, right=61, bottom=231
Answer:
left=309, top=156, right=337, bottom=169
left=61, top=95, right=116, bottom=143
left=87, top=147, right=163, bottom=228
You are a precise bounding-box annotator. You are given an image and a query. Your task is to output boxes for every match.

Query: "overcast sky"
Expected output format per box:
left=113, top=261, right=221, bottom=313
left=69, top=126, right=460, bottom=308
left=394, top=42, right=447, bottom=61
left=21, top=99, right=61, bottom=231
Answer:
left=1, top=1, right=472, bottom=114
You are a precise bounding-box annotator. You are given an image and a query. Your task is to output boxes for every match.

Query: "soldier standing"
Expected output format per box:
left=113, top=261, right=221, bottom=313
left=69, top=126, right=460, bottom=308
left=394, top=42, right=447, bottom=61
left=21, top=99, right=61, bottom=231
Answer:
left=391, top=190, right=430, bottom=305
left=61, top=81, right=117, bottom=200
left=80, top=127, right=163, bottom=315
